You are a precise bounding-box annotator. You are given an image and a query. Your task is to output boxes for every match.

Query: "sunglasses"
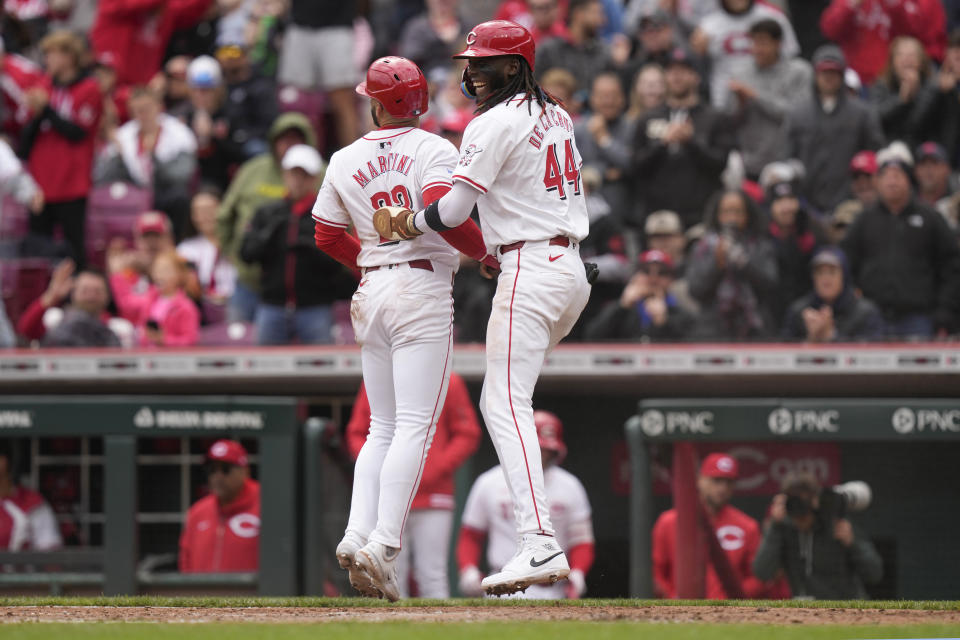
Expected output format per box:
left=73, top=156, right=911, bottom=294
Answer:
left=207, top=461, right=236, bottom=475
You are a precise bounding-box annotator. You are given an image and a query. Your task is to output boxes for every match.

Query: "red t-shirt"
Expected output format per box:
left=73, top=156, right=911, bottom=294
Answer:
left=178, top=478, right=260, bottom=573
left=652, top=503, right=765, bottom=599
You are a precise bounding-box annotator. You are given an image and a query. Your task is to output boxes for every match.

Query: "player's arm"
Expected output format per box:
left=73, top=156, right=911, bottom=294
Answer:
left=456, top=525, right=487, bottom=597
left=417, top=375, right=482, bottom=487
left=651, top=514, right=675, bottom=598
left=740, top=519, right=767, bottom=599
left=344, top=385, right=372, bottom=460
left=311, top=163, right=361, bottom=269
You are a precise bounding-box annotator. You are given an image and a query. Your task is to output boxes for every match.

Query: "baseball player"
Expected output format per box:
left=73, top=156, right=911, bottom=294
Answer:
left=372, top=20, right=592, bottom=595
left=457, top=411, right=594, bottom=599
left=311, top=56, right=496, bottom=601
left=346, top=372, right=481, bottom=598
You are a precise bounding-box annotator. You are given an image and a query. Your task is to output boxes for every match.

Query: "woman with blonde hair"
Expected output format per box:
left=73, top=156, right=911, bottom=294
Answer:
left=869, top=36, right=944, bottom=146
left=110, top=249, right=200, bottom=347
left=627, top=63, right=666, bottom=123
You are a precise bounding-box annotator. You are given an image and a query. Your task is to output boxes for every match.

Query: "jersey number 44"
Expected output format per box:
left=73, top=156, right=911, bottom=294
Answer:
left=543, top=139, right=581, bottom=200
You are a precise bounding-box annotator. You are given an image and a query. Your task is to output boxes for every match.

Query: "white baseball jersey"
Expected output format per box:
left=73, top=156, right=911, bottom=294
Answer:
left=461, top=464, right=593, bottom=574
left=452, top=95, right=589, bottom=249
left=312, top=126, right=461, bottom=270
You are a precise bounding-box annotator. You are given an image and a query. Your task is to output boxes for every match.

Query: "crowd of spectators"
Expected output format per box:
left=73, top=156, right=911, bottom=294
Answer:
left=1, top=0, right=960, bottom=348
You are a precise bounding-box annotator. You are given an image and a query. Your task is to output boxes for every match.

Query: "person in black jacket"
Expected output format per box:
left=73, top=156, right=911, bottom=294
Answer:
left=216, top=38, right=278, bottom=159
left=841, top=142, right=960, bottom=338
left=585, top=249, right=695, bottom=342
left=632, top=47, right=734, bottom=229
left=784, top=45, right=885, bottom=215
left=240, top=144, right=355, bottom=345
left=781, top=247, right=883, bottom=342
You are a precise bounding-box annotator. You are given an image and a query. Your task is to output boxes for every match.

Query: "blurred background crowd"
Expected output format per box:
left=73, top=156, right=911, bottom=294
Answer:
left=1, top=0, right=960, bottom=349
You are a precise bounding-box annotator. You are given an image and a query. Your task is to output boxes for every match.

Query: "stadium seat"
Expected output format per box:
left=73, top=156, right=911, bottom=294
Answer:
left=85, top=182, right=153, bottom=269
left=277, top=85, right=326, bottom=152
left=0, top=257, right=53, bottom=328
left=196, top=321, right=257, bottom=347
left=0, top=198, right=28, bottom=241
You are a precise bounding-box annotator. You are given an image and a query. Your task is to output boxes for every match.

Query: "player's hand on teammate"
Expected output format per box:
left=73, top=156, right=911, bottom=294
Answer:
left=564, top=569, right=587, bottom=599
left=458, top=565, right=484, bottom=597
left=373, top=206, right=423, bottom=241
left=479, top=254, right=500, bottom=279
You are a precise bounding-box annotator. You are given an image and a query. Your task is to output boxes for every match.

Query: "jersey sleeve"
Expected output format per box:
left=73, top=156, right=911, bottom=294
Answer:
left=566, top=475, right=592, bottom=523
left=417, top=136, right=457, bottom=198
left=452, top=115, right=515, bottom=193
left=27, top=502, right=62, bottom=551
left=460, top=471, right=492, bottom=531
left=312, top=155, right=351, bottom=229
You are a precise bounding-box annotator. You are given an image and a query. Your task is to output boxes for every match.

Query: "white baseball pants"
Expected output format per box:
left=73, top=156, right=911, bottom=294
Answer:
left=480, top=239, right=590, bottom=537
left=345, top=263, right=454, bottom=549
left=394, top=508, right=453, bottom=598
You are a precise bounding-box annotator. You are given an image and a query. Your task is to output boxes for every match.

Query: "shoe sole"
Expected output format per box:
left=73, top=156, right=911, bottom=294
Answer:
left=337, top=551, right=380, bottom=598
left=483, top=567, right=570, bottom=596
left=354, top=549, right=400, bottom=602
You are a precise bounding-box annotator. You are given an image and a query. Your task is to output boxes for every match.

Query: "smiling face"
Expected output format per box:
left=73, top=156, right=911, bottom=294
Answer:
left=466, top=56, right=519, bottom=101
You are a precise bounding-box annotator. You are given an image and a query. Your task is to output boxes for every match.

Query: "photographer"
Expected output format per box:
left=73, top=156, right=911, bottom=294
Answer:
left=753, top=472, right=883, bottom=599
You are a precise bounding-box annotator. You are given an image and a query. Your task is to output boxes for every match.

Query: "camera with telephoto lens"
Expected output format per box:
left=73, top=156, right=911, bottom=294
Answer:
left=785, top=481, right=872, bottom=523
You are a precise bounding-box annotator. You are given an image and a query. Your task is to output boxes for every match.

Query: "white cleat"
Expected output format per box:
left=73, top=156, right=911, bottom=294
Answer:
left=354, top=540, right=401, bottom=602
left=336, top=533, right=379, bottom=597
left=481, top=534, right=570, bottom=596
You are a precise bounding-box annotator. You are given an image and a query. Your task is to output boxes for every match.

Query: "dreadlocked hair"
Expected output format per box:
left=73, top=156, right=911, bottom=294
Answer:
left=475, top=57, right=561, bottom=116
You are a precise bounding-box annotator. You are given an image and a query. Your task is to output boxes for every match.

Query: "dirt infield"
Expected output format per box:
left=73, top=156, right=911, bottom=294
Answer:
left=2, top=605, right=960, bottom=625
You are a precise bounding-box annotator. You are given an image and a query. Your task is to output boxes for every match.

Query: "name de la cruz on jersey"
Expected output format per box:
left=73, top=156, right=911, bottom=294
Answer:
left=351, top=151, right=414, bottom=188
left=527, top=106, right=575, bottom=150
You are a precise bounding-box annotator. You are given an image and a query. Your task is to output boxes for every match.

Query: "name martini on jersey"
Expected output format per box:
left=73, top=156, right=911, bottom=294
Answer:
left=351, top=151, right=414, bottom=188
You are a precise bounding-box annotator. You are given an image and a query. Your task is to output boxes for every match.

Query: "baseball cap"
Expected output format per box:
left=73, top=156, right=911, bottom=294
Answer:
left=639, top=249, right=674, bottom=269
left=849, top=150, right=877, bottom=176
left=915, top=141, right=948, bottom=164
left=187, top=55, right=223, bottom=89
left=645, top=210, right=683, bottom=236
left=812, top=44, right=846, bottom=72
left=700, top=453, right=738, bottom=479
left=767, top=180, right=797, bottom=202
left=639, top=8, right=670, bottom=29
left=876, top=141, right=914, bottom=173
left=206, top=439, right=249, bottom=467
left=666, top=47, right=697, bottom=70
left=810, top=246, right=844, bottom=270
left=281, top=144, right=324, bottom=175
left=95, top=51, right=116, bottom=69
left=440, top=109, right=473, bottom=134
left=135, top=211, right=171, bottom=236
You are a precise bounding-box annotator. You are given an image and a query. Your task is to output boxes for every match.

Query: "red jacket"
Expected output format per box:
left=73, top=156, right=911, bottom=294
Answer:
left=820, top=0, right=946, bottom=85
left=178, top=478, right=260, bottom=573
left=346, top=373, right=481, bottom=510
left=110, top=271, right=200, bottom=346
left=15, top=297, right=115, bottom=342
left=24, top=74, right=101, bottom=203
left=91, top=0, right=214, bottom=87
left=1, top=54, right=44, bottom=143
left=652, top=503, right=766, bottom=599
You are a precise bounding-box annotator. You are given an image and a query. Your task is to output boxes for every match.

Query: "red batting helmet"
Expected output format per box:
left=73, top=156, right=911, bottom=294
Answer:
left=534, top=410, right=566, bottom=464
left=356, top=56, right=429, bottom=118
left=454, top=20, right=536, bottom=71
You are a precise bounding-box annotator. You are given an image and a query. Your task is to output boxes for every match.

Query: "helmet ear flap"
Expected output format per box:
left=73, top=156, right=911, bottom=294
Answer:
left=460, top=67, right=476, bottom=98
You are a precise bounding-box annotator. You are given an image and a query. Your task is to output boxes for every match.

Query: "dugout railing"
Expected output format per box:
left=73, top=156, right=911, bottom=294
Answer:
left=625, top=398, right=960, bottom=598
left=0, top=395, right=334, bottom=596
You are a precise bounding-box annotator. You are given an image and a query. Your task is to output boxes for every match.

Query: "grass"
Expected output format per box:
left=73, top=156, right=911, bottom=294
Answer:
left=1, top=623, right=960, bottom=640
left=0, top=596, right=957, bottom=610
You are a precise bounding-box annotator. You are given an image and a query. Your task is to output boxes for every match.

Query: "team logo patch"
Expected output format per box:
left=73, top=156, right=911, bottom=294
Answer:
left=459, top=143, right=483, bottom=166
left=466, top=31, right=477, bottom=45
